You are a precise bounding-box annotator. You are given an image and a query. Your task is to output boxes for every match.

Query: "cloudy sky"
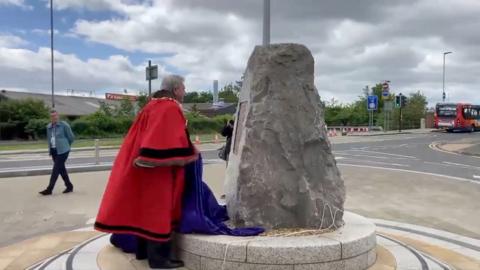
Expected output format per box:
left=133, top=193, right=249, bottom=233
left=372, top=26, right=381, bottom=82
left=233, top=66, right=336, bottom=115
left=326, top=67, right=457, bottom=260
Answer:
left=0, top=0, right=479, bottom=106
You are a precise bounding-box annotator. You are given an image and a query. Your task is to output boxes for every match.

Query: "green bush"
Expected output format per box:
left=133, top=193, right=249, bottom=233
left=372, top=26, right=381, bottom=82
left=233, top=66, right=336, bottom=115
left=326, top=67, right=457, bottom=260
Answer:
left=71, top=119, right=90, bottom=136
left=185, top=113, right=233, bottom=134
left=24, top=119, right=50, bottom=139
left=0, top=122, right=17, bottom=140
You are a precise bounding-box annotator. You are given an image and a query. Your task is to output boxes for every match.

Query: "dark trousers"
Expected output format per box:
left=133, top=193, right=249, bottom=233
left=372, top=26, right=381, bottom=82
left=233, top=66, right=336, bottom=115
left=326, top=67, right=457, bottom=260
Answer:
left=47, top=149, right=72, bottom=191
left=136, top=237, right=174, bottom=266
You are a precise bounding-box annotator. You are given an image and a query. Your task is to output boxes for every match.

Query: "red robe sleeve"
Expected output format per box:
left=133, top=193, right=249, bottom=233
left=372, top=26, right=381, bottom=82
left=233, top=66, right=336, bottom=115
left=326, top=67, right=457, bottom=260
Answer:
left=136, top=99, right=198, bottom=167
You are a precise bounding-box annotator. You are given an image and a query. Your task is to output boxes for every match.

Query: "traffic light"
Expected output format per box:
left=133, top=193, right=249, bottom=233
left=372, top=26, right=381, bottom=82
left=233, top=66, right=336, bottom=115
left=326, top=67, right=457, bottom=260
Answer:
left=395, top=94, right=407, bottom=108
left=395, top=95, right=401, bottom=108
left=401, top=95, right=407, bottom=108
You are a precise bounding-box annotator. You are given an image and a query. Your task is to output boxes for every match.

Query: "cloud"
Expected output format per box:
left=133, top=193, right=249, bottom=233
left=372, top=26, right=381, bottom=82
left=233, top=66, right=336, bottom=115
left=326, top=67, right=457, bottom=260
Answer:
left=4, top=0, right=480, bottom=106
left=0, top=34, right=28, bottom=48
left=0, top=0, right=32, bottom=10
left=0, top=40, right=168, bottom=95
left=32, top=29, right=60, bottom=36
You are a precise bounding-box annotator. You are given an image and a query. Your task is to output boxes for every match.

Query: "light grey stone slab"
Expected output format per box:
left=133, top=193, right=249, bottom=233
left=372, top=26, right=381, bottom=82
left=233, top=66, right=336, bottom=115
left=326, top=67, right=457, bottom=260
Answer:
left=246, top=236, right=341, bottom=264
left=322, top=212, right=376, bottom=258
left=177, top=234, right=254, bottom=262
left=293, top=260, right=344, bottom=270
left=344, top=252, right=368, bottom=270
left=367, top=248, right=377, bottom=267
left=178, top=250, right=201, bottom=270
left=200, top=256, right=294, bottom=270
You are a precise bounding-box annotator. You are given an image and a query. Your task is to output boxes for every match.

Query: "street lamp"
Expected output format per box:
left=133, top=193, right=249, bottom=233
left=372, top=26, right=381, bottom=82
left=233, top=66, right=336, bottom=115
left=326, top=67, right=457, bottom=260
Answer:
left=442, top=51, right=452, bottom=103
left=50, top=0, right=55, bottom=108
left=263, top=0, right=270, bottom=46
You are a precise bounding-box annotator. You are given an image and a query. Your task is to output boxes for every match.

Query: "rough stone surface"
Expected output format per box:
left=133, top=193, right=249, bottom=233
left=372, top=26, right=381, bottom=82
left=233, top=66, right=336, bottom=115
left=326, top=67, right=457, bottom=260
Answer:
left=246, top=236, right=341, bottom=264
left=322, top=212, right=377, bottom=258
left=225, top=43, right=345, bottom=229
left=200, top=257, right=294, bottom=270
left=176, top=234, right=251, bottom=262
left=293, top=261, right=344, bottom=270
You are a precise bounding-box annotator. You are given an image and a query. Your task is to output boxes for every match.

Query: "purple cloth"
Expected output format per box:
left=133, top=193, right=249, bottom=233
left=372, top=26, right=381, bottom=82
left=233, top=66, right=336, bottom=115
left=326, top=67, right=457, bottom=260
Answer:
left=110, top=155, right=264, bottom=252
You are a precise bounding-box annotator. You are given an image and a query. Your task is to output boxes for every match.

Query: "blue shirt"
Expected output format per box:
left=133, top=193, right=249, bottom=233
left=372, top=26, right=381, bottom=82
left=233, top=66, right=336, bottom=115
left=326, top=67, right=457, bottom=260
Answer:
left=46, top=121, right=75, bottom=155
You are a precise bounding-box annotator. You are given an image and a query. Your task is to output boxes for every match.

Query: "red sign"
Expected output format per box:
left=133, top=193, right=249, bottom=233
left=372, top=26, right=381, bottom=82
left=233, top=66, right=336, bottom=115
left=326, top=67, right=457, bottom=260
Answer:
left=105, top=93, right=138, bottom=101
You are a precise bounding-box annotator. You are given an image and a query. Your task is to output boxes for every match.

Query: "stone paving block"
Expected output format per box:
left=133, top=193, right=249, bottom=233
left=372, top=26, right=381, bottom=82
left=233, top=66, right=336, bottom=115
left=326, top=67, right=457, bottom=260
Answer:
left=178, top=250, right=201, bottom=270
left=177, top=234, right=253, bottom=262
left=0, top=258, right=15, bottom=269
left=200, top=256, right=294, bottom=270
left=343, top=252, right=368, bottom=270
left=97, top=245, right=134, bottom=270
left=293, top=260, right=344, bottom=270
left=367, top=248, right=377, bottom=267
left=322, top=212, right=376, bottom=258
left=246, top=236, right=341, bottom=264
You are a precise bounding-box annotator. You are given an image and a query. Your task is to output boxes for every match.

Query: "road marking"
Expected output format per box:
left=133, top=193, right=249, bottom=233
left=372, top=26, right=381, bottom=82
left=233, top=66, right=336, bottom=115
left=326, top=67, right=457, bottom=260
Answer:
left=442, top=161, right=480, bottom=170
left=473, top=175, right=480, bottom=180
left=428, top=142, right=461, bottom=156
left=337, top=163, right=480, bottom=185
left=334, top=152, right=408, bottom=160
left=341, top=158, right=409, bottom=167
left=347, top=149, right=418, bottom=159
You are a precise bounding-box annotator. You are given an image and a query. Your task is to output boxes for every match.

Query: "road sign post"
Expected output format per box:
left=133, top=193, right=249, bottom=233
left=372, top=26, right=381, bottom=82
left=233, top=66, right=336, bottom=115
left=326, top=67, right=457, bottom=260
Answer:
left=367, top=95, right=378, bottom=130
left=146, top=60, right=158, bottom=97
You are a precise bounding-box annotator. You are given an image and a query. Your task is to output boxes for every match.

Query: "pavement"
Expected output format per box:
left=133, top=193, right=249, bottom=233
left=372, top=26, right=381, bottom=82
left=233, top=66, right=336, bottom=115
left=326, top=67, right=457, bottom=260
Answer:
left=0, top=162, right=479, bottom=269
left=1, top=129, right=480, bottom=269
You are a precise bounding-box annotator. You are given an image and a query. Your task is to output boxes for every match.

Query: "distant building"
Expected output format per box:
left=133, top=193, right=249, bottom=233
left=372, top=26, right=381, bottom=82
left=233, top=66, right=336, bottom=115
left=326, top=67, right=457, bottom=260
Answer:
left=0, top=89, right=121, bottom=118
left=0, top=89, right=236, bottom=118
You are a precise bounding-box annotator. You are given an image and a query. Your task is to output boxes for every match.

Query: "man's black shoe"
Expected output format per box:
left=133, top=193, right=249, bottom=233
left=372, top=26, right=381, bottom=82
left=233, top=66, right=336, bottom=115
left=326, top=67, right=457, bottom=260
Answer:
left=39, top=189, right=52, bottom=196
left=149, top=259, right=184, bottom=269
left=63, top=187, right=73, bottom=194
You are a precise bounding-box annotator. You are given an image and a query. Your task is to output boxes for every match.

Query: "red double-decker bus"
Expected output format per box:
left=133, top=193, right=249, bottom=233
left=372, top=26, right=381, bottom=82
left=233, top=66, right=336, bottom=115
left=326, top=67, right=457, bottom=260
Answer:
left=435, top=103, right=480, bottom=132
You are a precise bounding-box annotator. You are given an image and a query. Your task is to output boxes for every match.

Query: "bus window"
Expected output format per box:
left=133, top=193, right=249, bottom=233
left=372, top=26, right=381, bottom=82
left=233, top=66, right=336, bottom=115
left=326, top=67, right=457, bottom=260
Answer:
left=437, top=104, right=457, bottom=117
left=463, top=107, right=472, bottom=119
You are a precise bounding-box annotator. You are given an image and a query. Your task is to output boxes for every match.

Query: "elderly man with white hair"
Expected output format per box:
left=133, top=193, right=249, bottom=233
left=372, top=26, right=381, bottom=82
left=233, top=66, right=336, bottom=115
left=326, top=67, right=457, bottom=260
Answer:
left=95, top=74, right=197, bottom=269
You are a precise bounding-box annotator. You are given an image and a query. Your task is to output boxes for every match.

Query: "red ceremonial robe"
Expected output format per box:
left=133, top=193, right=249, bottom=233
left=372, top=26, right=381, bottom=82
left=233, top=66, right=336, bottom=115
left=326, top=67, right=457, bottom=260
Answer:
left=95, top=98, right=198, bottom=242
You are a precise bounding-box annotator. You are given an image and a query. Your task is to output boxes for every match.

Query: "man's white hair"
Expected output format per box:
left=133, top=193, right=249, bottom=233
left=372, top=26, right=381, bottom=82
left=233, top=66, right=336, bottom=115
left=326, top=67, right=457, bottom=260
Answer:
left=160, top=75, right=185, bottom=92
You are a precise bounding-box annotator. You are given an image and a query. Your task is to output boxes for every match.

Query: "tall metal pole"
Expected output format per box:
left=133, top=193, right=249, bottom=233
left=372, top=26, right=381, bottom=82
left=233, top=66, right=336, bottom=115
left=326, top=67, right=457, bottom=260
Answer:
left=442, top=51, right=452, bottom=103
left=148, top=60, right=152, bottom=97
left=50, top=0, right=55, bottom=108
left=263, top=0, right=270, bottom=46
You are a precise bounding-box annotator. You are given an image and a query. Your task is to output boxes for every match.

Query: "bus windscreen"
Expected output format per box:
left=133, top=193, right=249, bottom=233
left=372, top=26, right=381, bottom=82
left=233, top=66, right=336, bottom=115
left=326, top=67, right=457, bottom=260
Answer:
left=437, top=105, right=457, bottom=117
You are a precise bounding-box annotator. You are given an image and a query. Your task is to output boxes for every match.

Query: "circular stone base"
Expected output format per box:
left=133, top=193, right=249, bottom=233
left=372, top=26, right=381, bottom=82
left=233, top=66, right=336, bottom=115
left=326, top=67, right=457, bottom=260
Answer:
left=176, top=212, right=377, bottom=270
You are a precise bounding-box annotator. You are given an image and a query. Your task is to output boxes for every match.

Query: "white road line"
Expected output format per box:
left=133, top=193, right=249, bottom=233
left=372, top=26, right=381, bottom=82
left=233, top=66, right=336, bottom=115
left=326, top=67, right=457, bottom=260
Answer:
left=340, top=158, right=409, bottom=167
left=337, top=163, right=480, bottom=185
left=442, top=161, right=480, bottom=170
left=347, top=149, right=418, bottom=159
left=428, top=142, right=461, bottom=156
left=473, top=175, right=480, bottom=179
left=340, top=153, right=408, bottom=160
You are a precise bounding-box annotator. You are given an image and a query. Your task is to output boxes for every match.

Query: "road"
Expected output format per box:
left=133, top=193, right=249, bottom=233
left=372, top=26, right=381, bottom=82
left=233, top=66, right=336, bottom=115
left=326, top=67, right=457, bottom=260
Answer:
left=333, top=132, right=480, bottom=183
left=0, top=145, right=222, bottom=173
left=1, top=131, right=479, bottom=182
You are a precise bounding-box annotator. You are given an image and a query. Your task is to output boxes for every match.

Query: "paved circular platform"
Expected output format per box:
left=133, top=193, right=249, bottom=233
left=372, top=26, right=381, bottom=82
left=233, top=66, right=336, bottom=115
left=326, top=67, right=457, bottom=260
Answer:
left=2, top=215, right=479, bottom=270
left=176, top=212, right=376, bottom=270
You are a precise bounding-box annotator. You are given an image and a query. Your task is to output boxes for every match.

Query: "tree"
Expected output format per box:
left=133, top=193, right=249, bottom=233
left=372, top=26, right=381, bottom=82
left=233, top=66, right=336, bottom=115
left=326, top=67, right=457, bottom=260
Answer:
left=218, top=82, right=240, bottom=103
left=0, top=98, right=50, bottom=139
left=184, top=92, right=200, bottom=103
left=98, top=101, right=114, bottom=116
left=137, top=92, right=149, bottom=110
left=116, top=97, right=135, bottom=117
left=184, top=91, right=213, bottom=103
left=402, top=91, right=427, bottom=129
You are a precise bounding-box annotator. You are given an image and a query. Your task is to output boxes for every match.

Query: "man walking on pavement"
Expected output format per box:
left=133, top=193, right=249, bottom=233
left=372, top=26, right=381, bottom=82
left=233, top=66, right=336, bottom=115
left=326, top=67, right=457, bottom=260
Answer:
left=39, top=110, right=75, bottom=196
